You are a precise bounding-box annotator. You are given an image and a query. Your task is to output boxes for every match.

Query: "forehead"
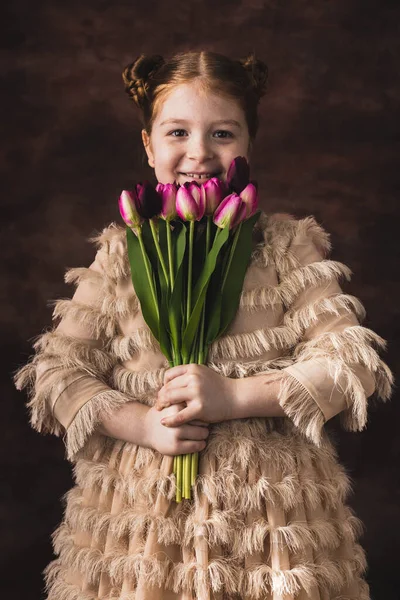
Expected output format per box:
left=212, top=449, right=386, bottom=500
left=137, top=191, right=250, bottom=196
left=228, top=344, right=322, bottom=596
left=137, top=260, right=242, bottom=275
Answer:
left=154, top=81, right=244, bottom=125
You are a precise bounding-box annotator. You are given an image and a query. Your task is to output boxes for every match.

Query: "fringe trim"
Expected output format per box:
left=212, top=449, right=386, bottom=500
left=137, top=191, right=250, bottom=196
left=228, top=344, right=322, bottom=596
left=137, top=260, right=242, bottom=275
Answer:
left=88, top=223, right=130, bottom=281
left=293, top=325, right=394, bottom=429
left=284, top=293, right=367, bottom=334
left=250, top=214, right=332, bottom=274
left=283, top=325, right=394, bottom=438
left=208, top=325, right=300, bottom=361
left=72, top=448, right=351, bottom=517
left=42, top=561, right=370, bottom=600
left=278, top=372, right=326, bottom=446
left=279, top=260, right=352, bottom=306
left=65, top=496, right=185, bottom=546
left=88, top=222, right=126, bottom=249
left=63, top=389, right=131, bottom=461
left=48, top=299, right=117, bottom=339
left=64, top=266, right=104, bottom=287
left=110, top=365, right=166, bottom=402
left=208, top=357, right=295, bottom=378
left=13, top=359, right=91, bottom=437
left=31, top=331, right=114, bottom=374
left=239, top=284, right=283, bottom=312
left=49, top=522, right=367, bottom=595
left=102, top=293, right=140, bottom=320
left=110, top=327, right=161, bottom=361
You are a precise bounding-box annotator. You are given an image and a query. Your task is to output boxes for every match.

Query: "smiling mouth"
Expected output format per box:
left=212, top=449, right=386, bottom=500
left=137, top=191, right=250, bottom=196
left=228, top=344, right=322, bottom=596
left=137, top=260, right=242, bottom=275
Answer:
left=178, top=172, right=221, bottom=180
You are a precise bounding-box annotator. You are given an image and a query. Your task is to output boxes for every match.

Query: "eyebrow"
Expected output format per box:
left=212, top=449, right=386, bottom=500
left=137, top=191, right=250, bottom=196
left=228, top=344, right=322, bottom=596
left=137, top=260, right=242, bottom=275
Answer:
left=160, top=118, right=242, bottom=128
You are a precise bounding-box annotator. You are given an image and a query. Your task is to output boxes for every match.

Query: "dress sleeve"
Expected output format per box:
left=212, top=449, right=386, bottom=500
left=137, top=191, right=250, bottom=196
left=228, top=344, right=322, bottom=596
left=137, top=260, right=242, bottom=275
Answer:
left=275, top=216, right=393, bottom=446
left=13, top=224, right=131, bottom=460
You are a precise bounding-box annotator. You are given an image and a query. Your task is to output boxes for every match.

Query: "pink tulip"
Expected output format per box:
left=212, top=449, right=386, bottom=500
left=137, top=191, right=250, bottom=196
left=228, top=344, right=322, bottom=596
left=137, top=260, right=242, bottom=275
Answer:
left=201, top=177, right=226, bottom=216
left=230, top=201, right=248, bottom=229
left=239, top=183, right=259, bottom=217
left=213, top=193, right=243, bottom=230
left=176, top=182, right=205, bottom=221
left=119, top=190, right=144, bottom=230
left=156, top=183, right=178, bottom=220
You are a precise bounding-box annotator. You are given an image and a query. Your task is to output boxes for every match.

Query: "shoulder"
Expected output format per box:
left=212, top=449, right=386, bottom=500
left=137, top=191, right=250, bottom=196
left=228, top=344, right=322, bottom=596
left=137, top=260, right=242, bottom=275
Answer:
left=86, top=222, right=129, bottom=279
left=88, top=221, right=126, bottom=254
left=257, top=210, right=331, bottom=254
left=253, top=210, right=332, bottom=270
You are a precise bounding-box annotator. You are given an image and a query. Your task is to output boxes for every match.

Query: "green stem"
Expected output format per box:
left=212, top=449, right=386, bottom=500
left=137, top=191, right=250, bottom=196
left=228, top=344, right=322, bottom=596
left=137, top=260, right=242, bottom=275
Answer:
left=176, top=455, right=183, bottom=503
left=149, top=218, right=170, bottom=289
left=186, top=220, right=195, bottom=324
left=166, top=218, right=175, bottom=288
left=198, top=216, right=212, bottom=364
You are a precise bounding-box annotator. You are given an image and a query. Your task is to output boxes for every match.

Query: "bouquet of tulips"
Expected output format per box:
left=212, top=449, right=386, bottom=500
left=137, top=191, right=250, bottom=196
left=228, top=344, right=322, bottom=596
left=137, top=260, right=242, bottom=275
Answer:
left=118, top=156, right=261, bottom=502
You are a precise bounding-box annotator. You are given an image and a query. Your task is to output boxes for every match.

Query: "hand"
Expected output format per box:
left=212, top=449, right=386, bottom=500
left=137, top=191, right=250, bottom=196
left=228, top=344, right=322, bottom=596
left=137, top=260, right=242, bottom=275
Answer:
left=145, top=402, right=210, bottom=456
left=155, top=363, right=238, bottom=427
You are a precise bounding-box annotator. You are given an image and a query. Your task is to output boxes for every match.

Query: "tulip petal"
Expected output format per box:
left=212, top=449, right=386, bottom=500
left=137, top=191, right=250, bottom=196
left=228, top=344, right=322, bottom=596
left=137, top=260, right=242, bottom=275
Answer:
left=226, top=156, right=250, bottom=194
left=160, top=183, right=178, bottom=220
left=176, top=186, right=201, bottom=220
left=202, top=178, right=225, bottom=215
left=239, top=183, right=259, bottom=217
left=136, top=181, right=163, bottom=219
left=119, top=190, right=143, bottom=229
left=213, top=193, right=242, bottom=229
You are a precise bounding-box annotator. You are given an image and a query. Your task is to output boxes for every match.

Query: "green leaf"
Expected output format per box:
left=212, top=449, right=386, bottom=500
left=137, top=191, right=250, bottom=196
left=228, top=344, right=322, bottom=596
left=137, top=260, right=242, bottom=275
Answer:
left=126, top=227, right=160, bottom=341
left=204, top=254, right=224, bottom=345
left=181, top=226, right=230, bottom=362
left=218, top=211, right=261, bottom=339
left=169, top=222, right=187, bottom=362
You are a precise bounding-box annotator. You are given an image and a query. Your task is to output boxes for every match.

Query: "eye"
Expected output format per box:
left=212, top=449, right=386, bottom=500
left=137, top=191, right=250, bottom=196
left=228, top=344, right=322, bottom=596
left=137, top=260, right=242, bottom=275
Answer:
left=169, top=129, right=187, bottom=137
left=214, top=130, right=234, bottom=139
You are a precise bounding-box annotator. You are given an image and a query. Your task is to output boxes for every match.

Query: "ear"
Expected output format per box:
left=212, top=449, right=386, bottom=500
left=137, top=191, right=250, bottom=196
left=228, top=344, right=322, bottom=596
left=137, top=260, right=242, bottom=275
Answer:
left=142, top=129, right=155, bottom=168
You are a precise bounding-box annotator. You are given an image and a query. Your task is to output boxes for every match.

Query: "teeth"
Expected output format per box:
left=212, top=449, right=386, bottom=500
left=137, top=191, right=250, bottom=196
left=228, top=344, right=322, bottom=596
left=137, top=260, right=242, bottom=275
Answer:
left=183, top=173, right=214, bottom=179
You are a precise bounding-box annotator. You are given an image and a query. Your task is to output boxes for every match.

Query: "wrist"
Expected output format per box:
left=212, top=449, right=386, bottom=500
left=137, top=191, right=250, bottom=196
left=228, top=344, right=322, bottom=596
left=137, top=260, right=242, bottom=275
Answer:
left=230, top=373, right=285, bottom=419
left=98, top=401, right=152, bottom=447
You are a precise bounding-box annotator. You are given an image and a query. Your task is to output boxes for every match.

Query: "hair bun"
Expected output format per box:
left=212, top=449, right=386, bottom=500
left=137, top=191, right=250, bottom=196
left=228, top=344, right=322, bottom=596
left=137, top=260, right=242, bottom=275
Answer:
left=122, top=54, right=165, bottom=109
left=239, top=52, right=268, bottom=99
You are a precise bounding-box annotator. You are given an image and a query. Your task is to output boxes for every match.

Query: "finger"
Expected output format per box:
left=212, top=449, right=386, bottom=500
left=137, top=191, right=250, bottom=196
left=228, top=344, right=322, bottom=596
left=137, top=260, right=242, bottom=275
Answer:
left=157, top=387, right=191, bottom=410
left=159, top=402, right=186, bottom=417
left=174, top=439, right=207, bottom=455
left=189, top=419, right=209, bottom=427
left=177, top=424, right=210, bottom=441
left=161, top=406, right=197, bottom=427
left=163, top=364, right=190, bottom=386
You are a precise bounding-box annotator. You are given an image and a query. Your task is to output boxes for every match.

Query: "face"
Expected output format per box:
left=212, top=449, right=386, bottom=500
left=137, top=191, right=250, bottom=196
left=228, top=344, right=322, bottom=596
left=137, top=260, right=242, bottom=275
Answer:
left=142, top=80, right=252, bottom=186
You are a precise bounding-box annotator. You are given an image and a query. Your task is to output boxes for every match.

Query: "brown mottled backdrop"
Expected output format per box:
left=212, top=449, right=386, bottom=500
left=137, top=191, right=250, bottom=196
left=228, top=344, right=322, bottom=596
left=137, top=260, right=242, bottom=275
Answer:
left=2, top=0, right=399, bottom=598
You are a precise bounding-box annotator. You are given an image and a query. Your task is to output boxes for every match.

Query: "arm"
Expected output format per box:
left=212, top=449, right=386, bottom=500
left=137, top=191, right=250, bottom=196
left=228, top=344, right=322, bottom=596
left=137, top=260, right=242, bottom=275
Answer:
left=13, top=225, right=143, bottom=460
left=230, top=372, right=286, bottom=419
left=270, top=216, right=393, bottom=445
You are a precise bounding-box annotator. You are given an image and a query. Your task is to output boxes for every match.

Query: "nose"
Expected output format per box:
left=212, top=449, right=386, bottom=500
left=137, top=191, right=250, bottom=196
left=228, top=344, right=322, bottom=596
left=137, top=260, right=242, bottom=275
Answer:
left=186, top=132, right=214, bottom=162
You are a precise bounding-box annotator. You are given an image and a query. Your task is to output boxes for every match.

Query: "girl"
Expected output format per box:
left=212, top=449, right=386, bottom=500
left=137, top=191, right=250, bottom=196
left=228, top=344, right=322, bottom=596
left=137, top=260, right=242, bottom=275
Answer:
left=14, top=50, right=393, bottom=600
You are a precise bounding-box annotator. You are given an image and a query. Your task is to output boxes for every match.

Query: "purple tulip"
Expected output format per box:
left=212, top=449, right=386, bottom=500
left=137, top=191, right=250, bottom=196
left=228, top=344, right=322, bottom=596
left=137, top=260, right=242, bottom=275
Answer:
left=176, top=181, right=205, bottom=221
left=135, top=180, right=163, bottom=219
left=119, top=190, right=144, bottom=230
left=213, top=193, right=243, bottom=230
left=201, top=177, right=226, bottom=216
left=156, top=182, right=178, bottom=220
left=226, top=156, right=250, bottom=194
left=239, top=183, right=259, bottom=217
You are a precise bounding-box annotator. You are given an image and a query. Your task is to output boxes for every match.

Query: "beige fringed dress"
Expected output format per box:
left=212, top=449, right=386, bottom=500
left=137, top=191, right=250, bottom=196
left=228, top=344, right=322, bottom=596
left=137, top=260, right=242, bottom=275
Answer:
left=14, top=211, right=393, bottom=600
